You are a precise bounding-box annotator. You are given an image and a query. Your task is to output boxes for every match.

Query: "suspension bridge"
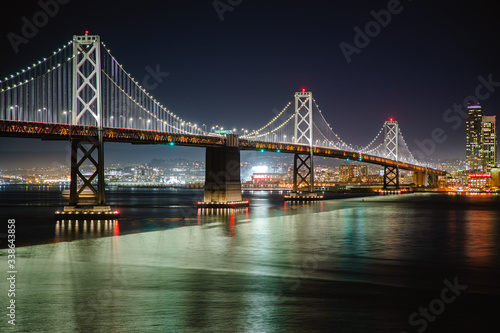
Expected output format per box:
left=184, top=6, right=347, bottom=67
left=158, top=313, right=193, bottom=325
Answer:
left=0, top=33, right=446, bottom=214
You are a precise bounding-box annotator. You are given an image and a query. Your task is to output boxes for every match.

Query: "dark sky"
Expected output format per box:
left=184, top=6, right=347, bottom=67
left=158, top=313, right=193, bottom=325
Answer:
left=1, top=0, right=499, bottom=165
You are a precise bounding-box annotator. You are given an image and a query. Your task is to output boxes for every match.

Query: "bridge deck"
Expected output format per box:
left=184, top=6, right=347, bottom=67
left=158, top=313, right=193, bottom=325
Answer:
left=0, top=121, right=446, bottom=175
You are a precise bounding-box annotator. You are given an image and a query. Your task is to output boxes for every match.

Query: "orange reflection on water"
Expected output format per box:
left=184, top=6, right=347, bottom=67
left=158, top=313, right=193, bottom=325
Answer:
left=113, top=220, right=120, bottom=236
left=229, top=209, right=235, bottom=237
left=463, top=210, right=496, bottom=266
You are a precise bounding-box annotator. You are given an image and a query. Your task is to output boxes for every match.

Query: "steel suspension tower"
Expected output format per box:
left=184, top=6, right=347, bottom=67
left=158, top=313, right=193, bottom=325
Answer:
left=66, top=33, right=108, bottom=211
left=292, top=90, right=315, bottom=193
left=383, top=119, right=399, bottom=189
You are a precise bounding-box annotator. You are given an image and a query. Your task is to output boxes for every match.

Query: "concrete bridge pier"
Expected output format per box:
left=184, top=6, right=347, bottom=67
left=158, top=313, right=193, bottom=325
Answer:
left=412, top=170, right=439, bottom=188
left=198, top=134, right=248, bottom=208
left=413, top=170, right=427, bottom=187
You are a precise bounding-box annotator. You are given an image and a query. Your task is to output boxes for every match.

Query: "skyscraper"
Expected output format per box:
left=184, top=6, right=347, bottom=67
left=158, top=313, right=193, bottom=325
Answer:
left=465, top=104, right=483, bottom=169
left=481, top=115, right=497, bottom=169
left=466, top=104, right=483, bottom=170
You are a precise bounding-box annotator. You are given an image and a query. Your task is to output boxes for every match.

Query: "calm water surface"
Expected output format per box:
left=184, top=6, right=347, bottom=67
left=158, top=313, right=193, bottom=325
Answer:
left=0, top=186, right=499, bottom=332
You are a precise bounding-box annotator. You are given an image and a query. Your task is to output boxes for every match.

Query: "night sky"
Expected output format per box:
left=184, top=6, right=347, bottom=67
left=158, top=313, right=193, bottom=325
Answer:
left=1, top=0, right=499, bottom=165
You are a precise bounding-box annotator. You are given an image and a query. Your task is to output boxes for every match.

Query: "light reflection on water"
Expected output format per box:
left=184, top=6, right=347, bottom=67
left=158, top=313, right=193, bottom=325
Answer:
left=1, top=189, right=499, bottom=332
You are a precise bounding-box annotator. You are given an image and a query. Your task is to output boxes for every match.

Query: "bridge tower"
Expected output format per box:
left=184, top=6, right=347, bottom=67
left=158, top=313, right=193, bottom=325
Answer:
left=60, top=33, right=114, bottom=216
left=383, top=119, right=400, bottom=190
left=292, top=90, right=315, bottom=193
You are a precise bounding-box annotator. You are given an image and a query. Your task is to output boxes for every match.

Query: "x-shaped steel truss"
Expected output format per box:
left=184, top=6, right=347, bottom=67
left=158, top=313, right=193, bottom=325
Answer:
left=69, top=138, right=105, bottom=205
left=383, top=165, right=400, bottom=189
left=293, top=154, right=314, bottom=192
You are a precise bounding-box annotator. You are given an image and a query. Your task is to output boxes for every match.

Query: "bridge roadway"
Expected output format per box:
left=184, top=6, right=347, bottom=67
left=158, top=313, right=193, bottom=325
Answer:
left=0, top=120, right=446, bottom=175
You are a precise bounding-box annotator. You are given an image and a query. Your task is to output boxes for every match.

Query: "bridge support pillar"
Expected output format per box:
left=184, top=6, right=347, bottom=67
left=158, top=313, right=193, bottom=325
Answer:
left=57, top=136, right=118, bottom=218
left=284, top=152, right=323, bottom=201
left=56, top=34, right=118, bottom=218
left=383, top=165, right=400, bottom=190
left=198, top=134, right=248, bottom=208
left=412, top=170, right=439, bottom=188
left=292, top=153, right=314, bottom=193
left=68, top=137, right=105, bottom=206
left=413, top=170, right=427, bottom=187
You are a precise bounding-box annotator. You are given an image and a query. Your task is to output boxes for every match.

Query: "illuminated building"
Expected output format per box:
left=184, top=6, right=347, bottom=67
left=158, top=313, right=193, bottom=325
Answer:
left=491, top=168, right=499, bottom=188
left=339, top=164, right=367, bottom=182
left=467, top=173, right=491, bottom=189
left=251, top=173, right=287, bottom=186
left=466, top=104, right=483, bottom=170
left=481, top=115, right=497, bottom=170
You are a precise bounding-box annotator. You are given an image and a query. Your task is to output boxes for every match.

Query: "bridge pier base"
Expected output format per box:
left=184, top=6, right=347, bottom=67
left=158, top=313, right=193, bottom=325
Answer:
left=284, top=152, right=323, bottom=201
left=383, top=165, right=400, bottom=190
left=57, top=136, right=118, bottom=218
left=198, top=134, right=248, bottom=208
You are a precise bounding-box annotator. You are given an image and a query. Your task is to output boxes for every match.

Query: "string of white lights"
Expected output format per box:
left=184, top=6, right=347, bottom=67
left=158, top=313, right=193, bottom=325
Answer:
left=242, top=101, right=293, bottom=138
left=245, top=111, right=296, bottom=140
left=312, top=122, right=341, bottom=149
left=362, top=141, right=384, bottom=155
left=102, top=70, right=208, bottom=135
left=312, top=98, right=354, bottom=150
left=358, top=124, right=385, bottom=153
left=397, top=127, right=417, bottom=164
left=0, top=53, right=77, bottom=93
left=0, top=40, right=73, bottom=84
left=101, top=42, right=217, bottom=136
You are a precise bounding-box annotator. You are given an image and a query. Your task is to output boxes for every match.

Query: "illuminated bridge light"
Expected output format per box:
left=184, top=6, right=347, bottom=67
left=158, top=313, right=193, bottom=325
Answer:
left=169, top=142, right=175, bottom=146
left=260, top=149, right=265, bottom=153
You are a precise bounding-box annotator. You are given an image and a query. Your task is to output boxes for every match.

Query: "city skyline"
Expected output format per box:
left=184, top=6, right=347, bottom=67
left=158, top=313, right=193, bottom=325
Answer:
left=1, top=0, right=499, bottom=163
left=466, top=103, right=497, bottom=170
